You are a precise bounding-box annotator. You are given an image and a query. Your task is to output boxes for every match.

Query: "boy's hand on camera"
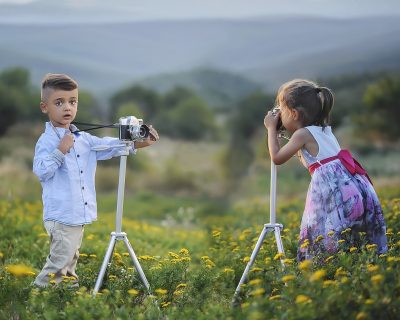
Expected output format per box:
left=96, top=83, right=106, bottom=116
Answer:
left=264, top=110, right=280, bottom=130
left=58, top=133, right=74, bottom=154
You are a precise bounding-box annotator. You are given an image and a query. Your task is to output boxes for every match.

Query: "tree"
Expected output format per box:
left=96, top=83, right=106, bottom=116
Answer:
left=161, top=96, right=217, bottom=140
left=110, top=85, right=161, bottom=121
left=354, top=75, right=400, bottom=143
left=223, top=91, right=275, bottom=182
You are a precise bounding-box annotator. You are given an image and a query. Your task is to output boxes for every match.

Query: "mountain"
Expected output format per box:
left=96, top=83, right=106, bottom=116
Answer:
left=0, top=16, right=399, bottom=96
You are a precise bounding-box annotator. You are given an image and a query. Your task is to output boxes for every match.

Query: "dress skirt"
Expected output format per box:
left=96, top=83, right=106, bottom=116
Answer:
left=298, top=159, right=388, bottom=261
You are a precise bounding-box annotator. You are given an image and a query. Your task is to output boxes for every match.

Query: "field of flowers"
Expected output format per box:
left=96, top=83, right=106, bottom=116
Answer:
left=0, top=187, right=399, bottom=319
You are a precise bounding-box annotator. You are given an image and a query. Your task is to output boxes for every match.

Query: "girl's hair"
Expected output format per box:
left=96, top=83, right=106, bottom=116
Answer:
left=276, top=79, right=334, bottom=127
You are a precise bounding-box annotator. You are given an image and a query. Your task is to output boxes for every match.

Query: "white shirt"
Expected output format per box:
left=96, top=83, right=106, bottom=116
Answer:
left=33, top=122, right=134, bottom=225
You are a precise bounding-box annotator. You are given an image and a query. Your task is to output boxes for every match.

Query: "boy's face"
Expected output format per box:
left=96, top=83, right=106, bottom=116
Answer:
left=40, top=88, right=78, bottom=128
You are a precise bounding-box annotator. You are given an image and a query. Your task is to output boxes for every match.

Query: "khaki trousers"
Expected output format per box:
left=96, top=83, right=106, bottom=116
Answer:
left=34, top=220, right=84, bottom=287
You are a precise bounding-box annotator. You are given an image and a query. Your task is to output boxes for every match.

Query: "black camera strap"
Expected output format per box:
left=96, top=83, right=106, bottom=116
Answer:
left=72, top=122, right=118, bottom=133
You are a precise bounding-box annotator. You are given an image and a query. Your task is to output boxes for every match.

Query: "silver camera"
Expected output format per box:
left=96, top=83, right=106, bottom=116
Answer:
left=118, top=116, right=150, bottom=141
left=272, top=106, right=284, bottom=131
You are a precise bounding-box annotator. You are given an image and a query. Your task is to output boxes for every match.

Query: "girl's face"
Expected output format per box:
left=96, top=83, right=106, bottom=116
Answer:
left=279, top=105, right=298, bottom=133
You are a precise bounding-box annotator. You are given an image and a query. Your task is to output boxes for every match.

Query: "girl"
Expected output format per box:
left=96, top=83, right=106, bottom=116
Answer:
left=264, top=79, right=387, bottom=261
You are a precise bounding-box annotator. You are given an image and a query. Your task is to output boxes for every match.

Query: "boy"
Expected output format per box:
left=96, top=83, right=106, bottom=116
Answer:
left=33, top=73, right=159, bottom=287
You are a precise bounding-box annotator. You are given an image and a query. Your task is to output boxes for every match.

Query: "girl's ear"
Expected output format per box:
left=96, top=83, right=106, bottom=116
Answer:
left=291, top=109, right=300, bottom=120
left=40, top=102, right=48, bottom=114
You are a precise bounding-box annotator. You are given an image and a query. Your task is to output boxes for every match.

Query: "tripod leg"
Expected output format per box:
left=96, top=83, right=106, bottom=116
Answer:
left=93, top=234, right=117, bottom=295
left=274, top=227, right=285, bottom=269
left=122, top=236, right=151, bottom=292
left=232, top=226, right=268, bottom=304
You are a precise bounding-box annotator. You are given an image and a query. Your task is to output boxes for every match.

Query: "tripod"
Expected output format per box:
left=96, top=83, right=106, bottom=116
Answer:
left=93, top=143, right=151, bottom=296
left=232, top=160, right=285, bottom=303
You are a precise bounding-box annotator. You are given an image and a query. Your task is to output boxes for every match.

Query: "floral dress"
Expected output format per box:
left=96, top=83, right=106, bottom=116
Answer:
left=296, top=126, right=387, bottom=261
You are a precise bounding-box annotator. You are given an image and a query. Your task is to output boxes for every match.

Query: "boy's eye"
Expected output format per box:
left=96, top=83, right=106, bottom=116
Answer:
left=70, top=100, right=77, bottom=106
left=55, top=101, right=63, bottom=107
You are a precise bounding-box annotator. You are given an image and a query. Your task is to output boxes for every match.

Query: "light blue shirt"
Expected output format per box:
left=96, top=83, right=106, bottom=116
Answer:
left=33, top=122, right=134, bottom=226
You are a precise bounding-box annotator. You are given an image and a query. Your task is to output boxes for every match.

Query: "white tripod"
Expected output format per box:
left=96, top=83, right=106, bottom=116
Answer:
left=93, top=143, right=151, bottom=296
left=232, top=160, right=285, bottom=303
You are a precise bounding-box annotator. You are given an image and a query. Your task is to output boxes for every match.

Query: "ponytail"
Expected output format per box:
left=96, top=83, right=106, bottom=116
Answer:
left=316, top=86, right=334, bottom=127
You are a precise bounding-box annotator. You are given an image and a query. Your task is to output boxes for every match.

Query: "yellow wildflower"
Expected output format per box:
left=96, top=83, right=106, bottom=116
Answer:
left=168, top=252, right=180, bottom=259
left=315, top=235, right=324, bottom=243
left=295, top=295, right=311, bottom=304
left=179, top=248, right=189, bottom=255
left=282, top=258, right=294, bottom=264
left=367, top=264, right=379, bottom=272
left=366, top=244, right=377, bottom=251
left=250, top=267, right=263, bottom=272
left=212, top=230, right=221, bottom=237
left=173, top=290, right=184, bottom=296
left=160, top=301, right=171, bottom=308
left=365, top=299, right=374, bottom=305
left=300, top=240, right=309, bottom=249
left=281, top=275, right=295, bottom=282
left=249, top=278, right=262, bottom=286
left=356, top=312, right=367, bottom=320
left=0, top=252, right=3, bottom=258
left=324, top=256, right=334, bottom=263
left=298, top=260, right=312, bottom=271
left=269, top=295, right=282, bottom=301
left=5, top=264, right=35, bottom=277
left=349, top=247, right=357, bottom=253
left=338, top=239, right=345, bottom=244
left=250, top=288, right=265, bottom=296
left=274, top=252, right=285, bottom=260
left=327, top=230, right=335, bottom=237
left=371, top=274, right=384, bottom=284
left=223, top=268, right=234, bottom=273
left=323, top=280, right=336, bottom=288
left=341, top=228, right=351, bottom=235
left=176, top=283, right=187, bottom=289
left=309, top=269, right=326, bottom=282
left=154, top=288, right=168, bottom=295
left=86, top=234, right=94, bottom=240
left=243, top=256, right=250, bottom=263
left=128, top=289, right=139, bottom=296
left=89, top=254, right=97, bottom=258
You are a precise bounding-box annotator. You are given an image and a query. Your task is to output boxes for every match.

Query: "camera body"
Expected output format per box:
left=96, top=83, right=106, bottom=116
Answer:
left=118, top=116, right=150, bottom=141
left=272, top=107, right=284, bottom=131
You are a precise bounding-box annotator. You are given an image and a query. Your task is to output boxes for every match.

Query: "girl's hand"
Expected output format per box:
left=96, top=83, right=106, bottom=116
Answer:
left=264, top=110, right=280, bottom=130
left=134, top=125, right=159, bottom=148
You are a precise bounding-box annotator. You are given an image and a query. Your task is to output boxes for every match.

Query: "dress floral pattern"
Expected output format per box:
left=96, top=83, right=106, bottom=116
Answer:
left=298, top=159, right=387, bottom=261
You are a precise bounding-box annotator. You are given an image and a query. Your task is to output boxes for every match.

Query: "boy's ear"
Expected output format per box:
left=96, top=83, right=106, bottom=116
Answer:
left=40, top=102, right=48, bottom=114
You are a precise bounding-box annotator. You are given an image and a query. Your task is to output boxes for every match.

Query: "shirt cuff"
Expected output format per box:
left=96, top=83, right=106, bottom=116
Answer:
left=52, top=148, right=65, bottom=165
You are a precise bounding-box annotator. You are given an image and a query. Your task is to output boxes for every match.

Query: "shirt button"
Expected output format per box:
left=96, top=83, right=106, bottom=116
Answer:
left=77, top=154, right=80, bottom=158
left=80, top=170, right=83, bottom=174
left=85, top=202, right=87, bottom=205
left=82, top=187, right=84, bottom=190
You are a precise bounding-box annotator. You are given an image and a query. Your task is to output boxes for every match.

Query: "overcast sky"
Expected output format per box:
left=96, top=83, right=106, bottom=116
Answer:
left=0, top=0, right=399, bottom=21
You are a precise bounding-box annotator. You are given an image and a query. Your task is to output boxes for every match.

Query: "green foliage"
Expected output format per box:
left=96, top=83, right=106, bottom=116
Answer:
left=1, top=189, right=399, bottom=319
left=73, top=91, right=102, bottom=123
left=110, top=85, right=161, bottom=121
left=354, top=75, right=400, bottom=143
left=223, top=91, right=274, bottom=182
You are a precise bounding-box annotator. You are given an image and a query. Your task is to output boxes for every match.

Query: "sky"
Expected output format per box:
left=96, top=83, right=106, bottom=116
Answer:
left=0, top=0, right=399, bottom=23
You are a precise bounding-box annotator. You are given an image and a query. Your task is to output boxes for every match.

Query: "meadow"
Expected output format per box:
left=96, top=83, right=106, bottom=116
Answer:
left=0, top=124, right=399, bottom=319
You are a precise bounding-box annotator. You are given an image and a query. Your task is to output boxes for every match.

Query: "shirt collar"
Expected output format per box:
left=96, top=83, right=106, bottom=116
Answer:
left=45, top=122, right=80, bottom=136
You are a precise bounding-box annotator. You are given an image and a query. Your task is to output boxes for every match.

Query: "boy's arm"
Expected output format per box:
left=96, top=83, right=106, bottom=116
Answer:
left=33, top=140, right=65, bottom=182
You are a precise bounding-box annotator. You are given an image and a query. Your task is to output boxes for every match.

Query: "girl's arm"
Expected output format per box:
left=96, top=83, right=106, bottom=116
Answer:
left=264, top=111, right=307, bottom=165
left=267, top=129, right=308, bottom=165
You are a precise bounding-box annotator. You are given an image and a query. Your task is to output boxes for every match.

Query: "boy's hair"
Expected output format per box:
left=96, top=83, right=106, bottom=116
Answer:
left=41, top=73, right=78, bottom=101
left=276, top=79, right=334, bottom=127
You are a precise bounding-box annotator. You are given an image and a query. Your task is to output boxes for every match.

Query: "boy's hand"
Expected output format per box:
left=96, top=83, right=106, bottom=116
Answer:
left=58, top=133, right=74, bottom=154
left=264, top=110, right=280, bottom=130
left=135, top=126, right=159, bottom=148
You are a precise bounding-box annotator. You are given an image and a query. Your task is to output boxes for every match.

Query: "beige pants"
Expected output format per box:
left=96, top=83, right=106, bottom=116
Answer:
left=34, top=221, right=84, bottom=287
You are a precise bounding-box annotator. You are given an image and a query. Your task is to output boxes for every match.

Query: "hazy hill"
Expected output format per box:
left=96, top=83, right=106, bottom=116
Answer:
left=0, top=16, right=399, bottom=95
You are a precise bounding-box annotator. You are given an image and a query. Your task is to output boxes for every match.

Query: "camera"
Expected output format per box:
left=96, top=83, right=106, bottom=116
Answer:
left=118, top=116, right=150, bottom=141
left=272, top=106, right=284, bottom=131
